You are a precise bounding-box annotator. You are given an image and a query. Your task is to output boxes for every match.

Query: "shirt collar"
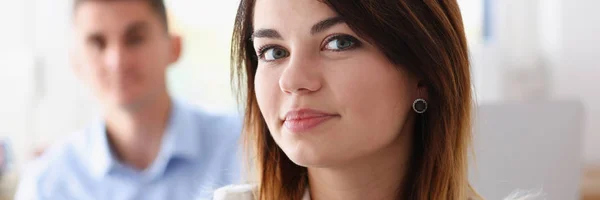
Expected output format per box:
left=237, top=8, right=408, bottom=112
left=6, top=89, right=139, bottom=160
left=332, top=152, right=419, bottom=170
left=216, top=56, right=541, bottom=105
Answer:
left=86, top=100, right=204, bottom=179
left=88, top=120, right=114, bottom=178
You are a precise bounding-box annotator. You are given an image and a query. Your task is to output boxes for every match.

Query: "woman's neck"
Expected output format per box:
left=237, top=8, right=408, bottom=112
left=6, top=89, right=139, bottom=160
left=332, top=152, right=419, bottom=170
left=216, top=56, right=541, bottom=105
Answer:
left=307, top=130, right=414, bottom=200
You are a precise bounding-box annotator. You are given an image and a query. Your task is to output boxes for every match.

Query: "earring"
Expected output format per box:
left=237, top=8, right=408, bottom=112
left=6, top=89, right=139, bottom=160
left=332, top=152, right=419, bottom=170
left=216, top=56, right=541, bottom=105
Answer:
left=413, top=99, right=428, bottom=114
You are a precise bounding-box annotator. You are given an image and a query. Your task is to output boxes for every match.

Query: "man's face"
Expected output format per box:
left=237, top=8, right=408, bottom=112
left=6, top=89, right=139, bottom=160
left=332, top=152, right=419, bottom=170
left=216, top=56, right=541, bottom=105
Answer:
left=73, top=1, right=179, bottom=109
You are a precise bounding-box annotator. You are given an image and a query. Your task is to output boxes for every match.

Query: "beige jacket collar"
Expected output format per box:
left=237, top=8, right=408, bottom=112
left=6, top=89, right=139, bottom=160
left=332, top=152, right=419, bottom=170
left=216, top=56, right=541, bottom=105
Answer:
left=213, top=184, right=311, bottom=200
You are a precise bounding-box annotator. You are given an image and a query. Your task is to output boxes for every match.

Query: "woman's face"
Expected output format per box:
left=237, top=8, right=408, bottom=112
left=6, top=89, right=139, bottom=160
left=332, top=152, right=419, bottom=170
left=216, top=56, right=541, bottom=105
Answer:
left=252, top=0, right=419, bottom=167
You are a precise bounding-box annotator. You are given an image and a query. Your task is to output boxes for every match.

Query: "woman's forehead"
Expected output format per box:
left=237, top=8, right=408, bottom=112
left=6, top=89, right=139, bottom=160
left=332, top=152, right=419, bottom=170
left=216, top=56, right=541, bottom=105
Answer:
left=252, top=0, right=338, bottom=32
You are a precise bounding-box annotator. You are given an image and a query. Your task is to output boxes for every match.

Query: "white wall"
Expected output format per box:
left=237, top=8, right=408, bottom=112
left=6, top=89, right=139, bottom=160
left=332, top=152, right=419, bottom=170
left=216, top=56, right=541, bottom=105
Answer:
left=555, top=0, right=600, bottom=163
left=473, top=0, right=599, bottom=164
left=30, top=0, right=93, bottom=145
left=0, top=0, right=38, bottom=170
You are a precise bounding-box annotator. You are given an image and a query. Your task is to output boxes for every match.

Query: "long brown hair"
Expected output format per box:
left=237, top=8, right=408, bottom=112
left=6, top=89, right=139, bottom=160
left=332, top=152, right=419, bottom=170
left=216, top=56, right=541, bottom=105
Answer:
left=231, top=0, right=473, bottom=199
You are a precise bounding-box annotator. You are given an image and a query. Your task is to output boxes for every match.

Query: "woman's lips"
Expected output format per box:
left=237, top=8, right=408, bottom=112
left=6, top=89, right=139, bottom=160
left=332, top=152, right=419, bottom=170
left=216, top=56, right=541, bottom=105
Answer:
left=283, top=109, right=338, bottom=133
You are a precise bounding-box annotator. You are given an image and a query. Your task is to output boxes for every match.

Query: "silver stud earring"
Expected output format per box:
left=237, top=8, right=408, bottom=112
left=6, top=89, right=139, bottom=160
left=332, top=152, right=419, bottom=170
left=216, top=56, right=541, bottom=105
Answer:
left=413, top=99, right=428, bottom=114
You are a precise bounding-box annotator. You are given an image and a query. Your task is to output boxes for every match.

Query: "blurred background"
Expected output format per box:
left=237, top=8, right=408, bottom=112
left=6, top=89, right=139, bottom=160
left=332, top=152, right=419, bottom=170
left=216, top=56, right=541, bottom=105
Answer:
left=0, top=0, right=598, bottom=199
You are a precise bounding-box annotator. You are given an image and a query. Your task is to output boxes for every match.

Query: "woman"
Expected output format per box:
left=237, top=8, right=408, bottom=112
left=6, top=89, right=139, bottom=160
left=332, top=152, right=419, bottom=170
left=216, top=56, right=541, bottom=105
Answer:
left=217, top=0, right=477, bottom=199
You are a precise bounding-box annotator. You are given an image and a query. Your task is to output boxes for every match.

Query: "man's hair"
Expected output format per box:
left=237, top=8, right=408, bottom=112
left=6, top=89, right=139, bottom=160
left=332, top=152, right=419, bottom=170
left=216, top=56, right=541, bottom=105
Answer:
left=73, top=0, right=169, bottom=31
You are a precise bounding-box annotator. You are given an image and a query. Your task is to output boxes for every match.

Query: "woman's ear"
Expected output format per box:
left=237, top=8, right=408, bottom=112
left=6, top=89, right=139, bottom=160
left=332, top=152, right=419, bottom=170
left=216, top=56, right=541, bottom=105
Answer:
left=416, top=80, right=430, bottom=101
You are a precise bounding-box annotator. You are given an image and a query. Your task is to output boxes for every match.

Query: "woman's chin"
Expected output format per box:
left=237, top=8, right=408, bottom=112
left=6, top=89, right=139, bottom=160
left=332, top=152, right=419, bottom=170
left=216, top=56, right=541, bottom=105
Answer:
left=288, top=156, right=325, bottom=168
left=284, top=148, right=338, bottom=168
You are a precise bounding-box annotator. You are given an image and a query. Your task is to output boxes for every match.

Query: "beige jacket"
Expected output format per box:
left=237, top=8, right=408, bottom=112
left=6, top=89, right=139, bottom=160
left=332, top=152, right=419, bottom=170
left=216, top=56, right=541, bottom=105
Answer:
left=213, top=184, right=310, bottom=200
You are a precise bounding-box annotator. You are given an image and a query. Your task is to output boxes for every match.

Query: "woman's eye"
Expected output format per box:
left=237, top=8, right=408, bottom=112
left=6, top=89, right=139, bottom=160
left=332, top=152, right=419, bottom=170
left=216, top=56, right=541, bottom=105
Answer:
left=260, top=47, right=289, bottom=61
left=324, top=35, right=359, bottom=51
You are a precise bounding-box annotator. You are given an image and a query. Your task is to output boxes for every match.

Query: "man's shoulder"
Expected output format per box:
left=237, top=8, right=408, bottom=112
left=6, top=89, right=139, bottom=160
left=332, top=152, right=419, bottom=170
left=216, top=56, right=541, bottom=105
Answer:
left=26, top=131, right=90, bottom=175
left=180, top=102, right=243, bottom=137
left=189, top=108, right=244, bottom=154
left=15, top=131, right=91, bottom=199
left=201, top=112, right=243, bottom=135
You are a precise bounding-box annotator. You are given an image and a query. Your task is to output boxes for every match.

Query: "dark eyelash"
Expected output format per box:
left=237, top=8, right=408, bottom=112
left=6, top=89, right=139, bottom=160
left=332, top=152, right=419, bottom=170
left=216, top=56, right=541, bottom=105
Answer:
left=256, top=44, right=281, bottom=59
left=322, top=34, right=362, bottom=51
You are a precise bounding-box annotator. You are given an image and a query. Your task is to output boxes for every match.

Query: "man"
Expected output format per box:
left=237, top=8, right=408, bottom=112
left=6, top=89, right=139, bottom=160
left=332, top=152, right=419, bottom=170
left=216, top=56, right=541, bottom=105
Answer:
left=15, top=0, right=242, bottom=199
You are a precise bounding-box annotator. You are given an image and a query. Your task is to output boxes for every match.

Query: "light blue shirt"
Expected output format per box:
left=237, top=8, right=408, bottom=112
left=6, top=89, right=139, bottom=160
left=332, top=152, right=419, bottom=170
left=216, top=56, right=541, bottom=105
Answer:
left=15, top=101, right=243, bottom=200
